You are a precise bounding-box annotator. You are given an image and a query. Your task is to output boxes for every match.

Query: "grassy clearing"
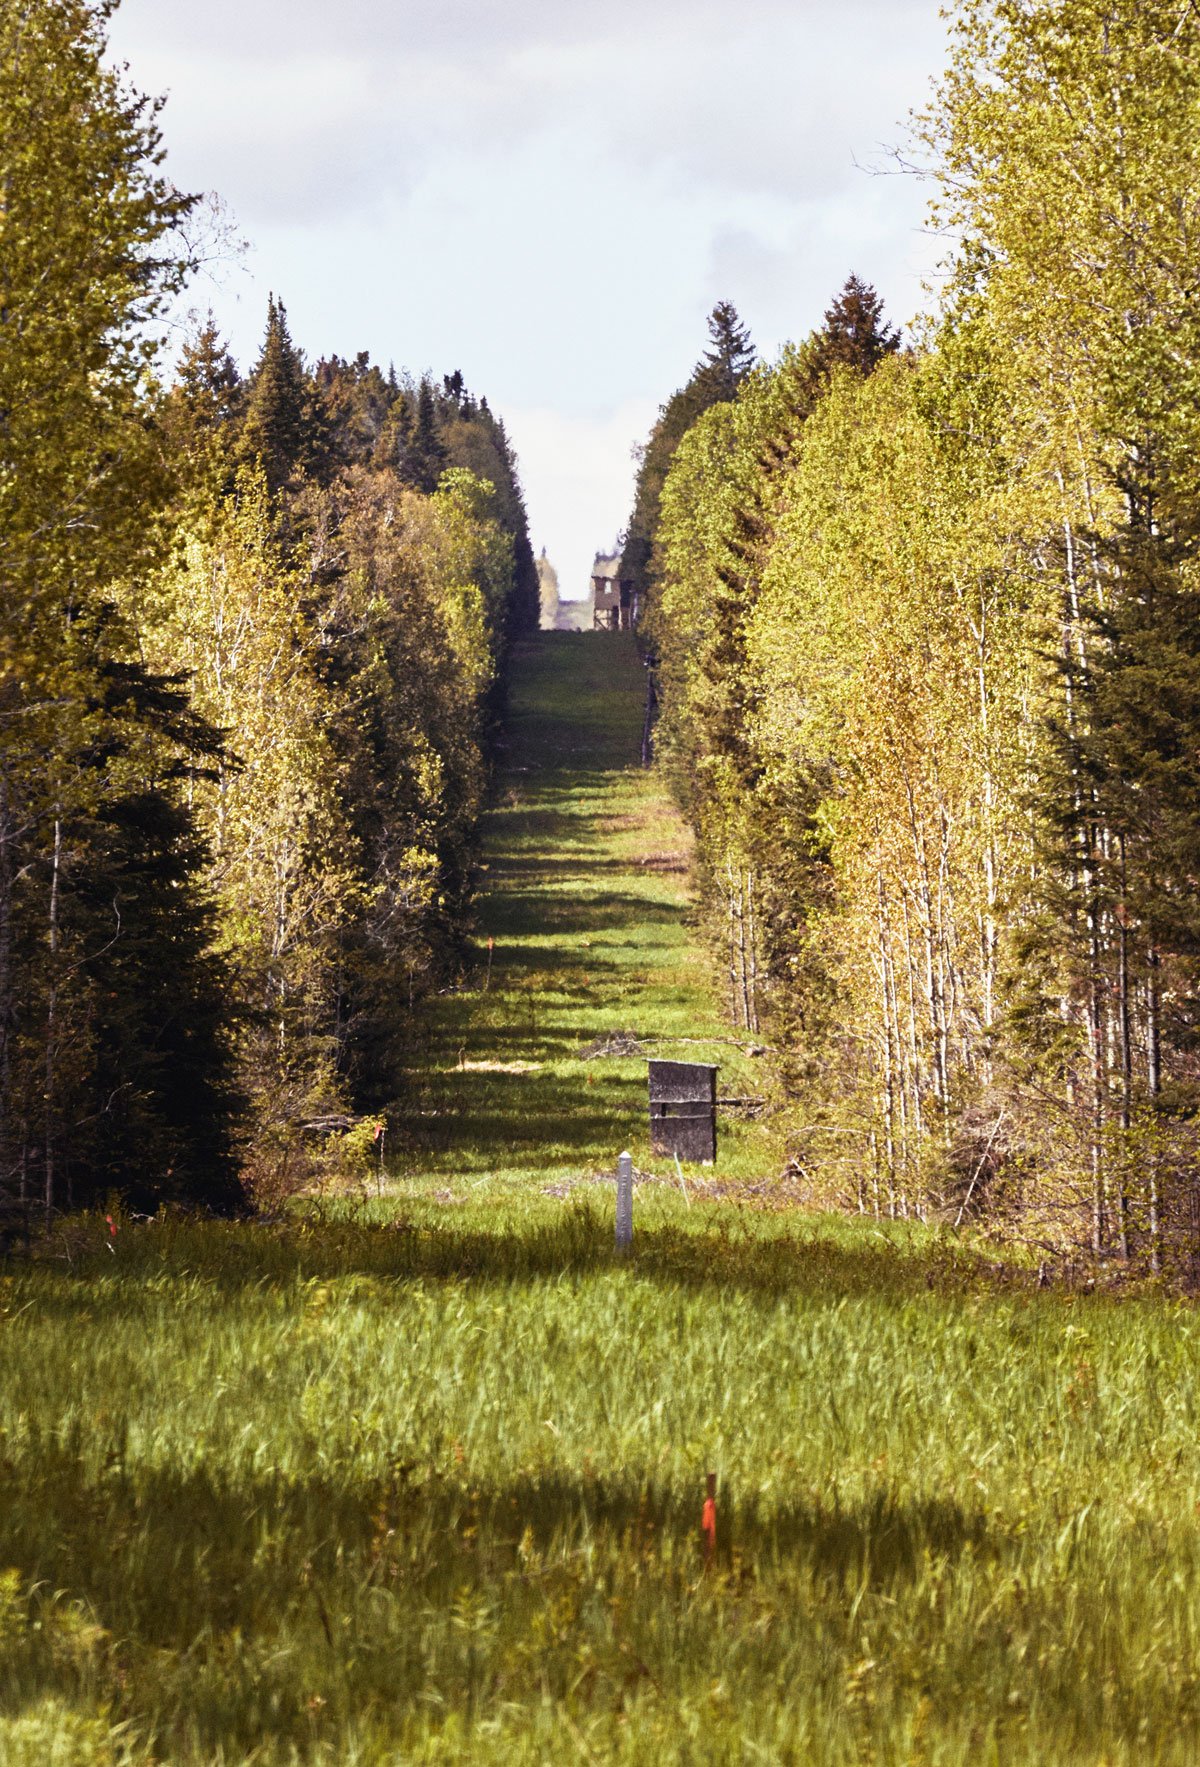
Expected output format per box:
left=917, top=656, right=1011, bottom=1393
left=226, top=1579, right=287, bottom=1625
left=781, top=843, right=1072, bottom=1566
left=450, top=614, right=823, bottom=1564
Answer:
left=398, top=631, right=781, bottom=1193
left=4, top=634, right=1200, bottom=1762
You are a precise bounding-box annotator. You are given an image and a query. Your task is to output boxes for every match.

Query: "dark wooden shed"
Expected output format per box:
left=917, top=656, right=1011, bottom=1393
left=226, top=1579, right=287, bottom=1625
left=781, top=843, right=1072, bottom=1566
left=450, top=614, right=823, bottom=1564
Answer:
left=648, top=1060, right=718, bottom=1164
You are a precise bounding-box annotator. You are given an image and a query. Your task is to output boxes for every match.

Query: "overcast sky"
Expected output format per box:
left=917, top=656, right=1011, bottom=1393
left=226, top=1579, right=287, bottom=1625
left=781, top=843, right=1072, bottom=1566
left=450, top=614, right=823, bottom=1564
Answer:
left=106, top=0, right=950, bottom=599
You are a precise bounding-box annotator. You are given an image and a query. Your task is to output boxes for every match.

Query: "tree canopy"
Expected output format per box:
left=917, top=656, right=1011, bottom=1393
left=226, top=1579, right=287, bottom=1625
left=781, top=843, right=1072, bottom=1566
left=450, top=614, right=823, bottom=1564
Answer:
left=643, top=0, right=1200, bottom=1266
left=0, top=0, right=541, bottom=1215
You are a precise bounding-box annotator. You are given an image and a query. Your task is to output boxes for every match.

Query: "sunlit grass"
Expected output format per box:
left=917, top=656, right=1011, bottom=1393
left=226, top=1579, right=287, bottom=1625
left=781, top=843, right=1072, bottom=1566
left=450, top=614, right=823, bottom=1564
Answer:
left=400, top=632, right=782, bottom=1192
left=3, top=1201, right=1200, bottom=1762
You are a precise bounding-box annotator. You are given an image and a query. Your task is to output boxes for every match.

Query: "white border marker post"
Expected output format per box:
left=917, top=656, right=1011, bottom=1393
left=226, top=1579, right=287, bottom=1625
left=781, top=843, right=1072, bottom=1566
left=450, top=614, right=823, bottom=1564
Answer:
left=616, top=1152, right=634, bottom=1253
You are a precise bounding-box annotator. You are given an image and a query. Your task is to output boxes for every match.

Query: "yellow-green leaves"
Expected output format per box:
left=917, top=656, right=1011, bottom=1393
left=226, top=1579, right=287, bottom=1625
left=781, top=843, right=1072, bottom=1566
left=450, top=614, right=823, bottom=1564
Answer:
left=647, top=0, right=1200, bottom=1246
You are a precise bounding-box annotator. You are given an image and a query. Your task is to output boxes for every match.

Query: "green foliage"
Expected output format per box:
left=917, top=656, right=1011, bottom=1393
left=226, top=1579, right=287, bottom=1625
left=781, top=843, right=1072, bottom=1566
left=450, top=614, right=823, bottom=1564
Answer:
left=646, top=7, right=1200, bottom=1258
left=238, top=295, right=325, bottom=493
left=409, top=375, right=448, bottom=493
left=647, top=283, right=913, bottom=1062
left=1, top=497, right=1196, bottom=1764
left=0, top=4, right=542, bottom=1211
left=0, top=0, right=243, bottom=1215
left=137, top=438, right=527, bottom=1182
left=807, top=273, right=901, bottom=380
left=693, top=297, right=756, bottom=401
left=623, top=302, right=756, bottom=616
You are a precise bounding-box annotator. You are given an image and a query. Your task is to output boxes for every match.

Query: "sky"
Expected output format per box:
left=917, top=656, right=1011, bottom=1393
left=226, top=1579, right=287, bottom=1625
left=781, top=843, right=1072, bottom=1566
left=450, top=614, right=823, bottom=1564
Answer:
left=106, top=0, right=951, bottom=600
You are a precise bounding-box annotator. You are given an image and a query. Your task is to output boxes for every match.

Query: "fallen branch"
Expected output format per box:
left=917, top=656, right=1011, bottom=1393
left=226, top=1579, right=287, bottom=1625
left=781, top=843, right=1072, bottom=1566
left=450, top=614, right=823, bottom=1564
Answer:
left=642, top=1036, right=775, bottom=1055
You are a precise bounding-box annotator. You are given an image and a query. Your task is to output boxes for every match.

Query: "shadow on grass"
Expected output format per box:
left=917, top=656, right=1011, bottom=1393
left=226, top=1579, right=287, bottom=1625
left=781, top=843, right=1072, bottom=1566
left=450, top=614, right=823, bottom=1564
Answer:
left=403, top=1030, right=644, bottom=1074
left=484, top=892, right=684, bottom=944
left=490, top=856, right=683, bottom=884
left=0, top=1449, right=1010, bottom=1760
left=0, top=1444, right=997, bottom=1653
left=35, top=1207, right=994, bottom=1305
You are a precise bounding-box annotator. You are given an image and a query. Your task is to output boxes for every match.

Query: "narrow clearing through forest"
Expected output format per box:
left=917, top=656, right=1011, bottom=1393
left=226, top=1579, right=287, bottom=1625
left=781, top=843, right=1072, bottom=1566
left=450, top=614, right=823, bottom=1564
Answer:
left=402, top=630, right=778, bottom=1192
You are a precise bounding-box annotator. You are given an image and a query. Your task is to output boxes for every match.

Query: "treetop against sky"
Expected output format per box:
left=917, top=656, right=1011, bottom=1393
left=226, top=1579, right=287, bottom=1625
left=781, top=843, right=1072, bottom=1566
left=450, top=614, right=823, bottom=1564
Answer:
left=106, top=0, right=946, bottom=597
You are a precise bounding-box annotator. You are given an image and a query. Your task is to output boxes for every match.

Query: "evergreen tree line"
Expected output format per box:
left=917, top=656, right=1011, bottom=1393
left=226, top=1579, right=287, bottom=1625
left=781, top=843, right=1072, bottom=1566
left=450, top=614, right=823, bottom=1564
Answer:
left=0, top=0, right=538, bottom=1216
left=639, top=0, right=1200, bottom=1269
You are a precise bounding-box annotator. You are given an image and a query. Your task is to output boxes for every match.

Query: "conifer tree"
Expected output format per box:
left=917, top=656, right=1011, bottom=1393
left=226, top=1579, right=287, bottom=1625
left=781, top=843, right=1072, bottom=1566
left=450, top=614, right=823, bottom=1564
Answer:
left=373, top=392, right=413, bottom=474
left=313, top=351, right=395, bottom=472
left=624, top=303, right=756, bottom=618
left=177, top=313, right=242, bottom=434
left=406, top=376, right=447, bottom=494
left=69, top=657, right=245, bottom=1213
left=163, top=313, right=242, bottom=493
left=239, top=296, right=311, bottom=494
left=697, top=300, right=757, bottom=400
left=0, top=0, right=243, bottom=1213
left=809, top=275, right=901, bottom=379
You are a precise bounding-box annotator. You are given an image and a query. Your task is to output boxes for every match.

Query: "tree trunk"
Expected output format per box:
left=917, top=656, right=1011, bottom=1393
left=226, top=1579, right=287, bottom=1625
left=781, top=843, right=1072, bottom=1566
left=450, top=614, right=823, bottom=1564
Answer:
left=0, top=766, right=14, bottom=1195
left=745, top=869, right=760, bottom=1036
left=44, top=811, right=61, bottom=1224
left=738, top=869, right=753, bottom=1033
left=1060, top=493, right=1108, bottom=1254
left=877, top=870, right=901, bottom=1217
left=731, top=862, right=742, bottom=1031
left=1115, top=840, right=1133, bottom=1259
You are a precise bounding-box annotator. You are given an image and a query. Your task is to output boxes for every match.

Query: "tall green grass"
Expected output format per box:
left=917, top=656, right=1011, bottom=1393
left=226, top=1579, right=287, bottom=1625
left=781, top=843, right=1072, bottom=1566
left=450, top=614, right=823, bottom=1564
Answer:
left=2, top=1202, right=1200, bottom=1761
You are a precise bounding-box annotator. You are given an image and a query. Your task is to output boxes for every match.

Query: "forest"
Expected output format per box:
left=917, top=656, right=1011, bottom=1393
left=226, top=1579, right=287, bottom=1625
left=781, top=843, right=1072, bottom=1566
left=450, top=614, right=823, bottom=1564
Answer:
left=0, top=0, right=539, bottom=1220
left=11, top=3, right=1200, bottom=1760
left=632, top=0, right=1200, bottom=1272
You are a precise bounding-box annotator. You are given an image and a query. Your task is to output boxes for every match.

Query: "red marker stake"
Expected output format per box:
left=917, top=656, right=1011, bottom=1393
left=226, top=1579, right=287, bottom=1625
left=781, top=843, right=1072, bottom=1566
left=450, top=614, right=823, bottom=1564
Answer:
left=702, top=1472, right=717, bottom=1566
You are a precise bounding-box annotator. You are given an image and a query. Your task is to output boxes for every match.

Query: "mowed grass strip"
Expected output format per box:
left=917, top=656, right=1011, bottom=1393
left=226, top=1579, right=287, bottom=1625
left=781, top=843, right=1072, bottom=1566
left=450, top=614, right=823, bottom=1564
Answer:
left=399, top=631, right=781, bottom=1189
left=3, top=634, right=1199, bottom=1763
left=1, top=1206, right=1200, bottom=1762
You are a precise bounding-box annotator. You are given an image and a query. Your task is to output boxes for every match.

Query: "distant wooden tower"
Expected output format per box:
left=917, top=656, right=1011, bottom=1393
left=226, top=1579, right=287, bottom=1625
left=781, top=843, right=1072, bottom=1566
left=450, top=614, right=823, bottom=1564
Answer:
left=591, top=552, right=638, bottom=630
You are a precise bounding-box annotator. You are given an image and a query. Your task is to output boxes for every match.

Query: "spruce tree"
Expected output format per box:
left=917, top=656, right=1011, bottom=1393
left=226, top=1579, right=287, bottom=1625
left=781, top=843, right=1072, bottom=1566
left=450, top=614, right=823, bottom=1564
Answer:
left=313, top=351, right=395, bottom=472
left=809, top=275, right=901, bottom=379
left=406, top=376, right=447, bottom=494
left=163, top=313, right=242, bottom=492
left=239, top=296, right=310, bottom=494
left=697, top=300, right=757, bottom=400
left=624, top=303, right=756, bottom=618
left=72, top=654, right=244, bottom=1213
left=176, top=313, right=242, bottom=434
left=373, top=392, right=413, bottom=473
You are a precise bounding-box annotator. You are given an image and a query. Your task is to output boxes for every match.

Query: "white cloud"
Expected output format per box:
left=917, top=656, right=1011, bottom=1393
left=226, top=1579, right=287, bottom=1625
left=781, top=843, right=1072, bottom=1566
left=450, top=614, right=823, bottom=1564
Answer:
left=112, top=2, right=947, bottom=221
left=112, top=0, right=930, bottom=62
left=107, top=0, right=953, bottom=586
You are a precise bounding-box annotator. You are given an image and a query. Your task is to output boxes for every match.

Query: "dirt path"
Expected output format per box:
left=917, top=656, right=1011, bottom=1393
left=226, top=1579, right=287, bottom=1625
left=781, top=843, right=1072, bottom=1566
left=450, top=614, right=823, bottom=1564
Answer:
left=402, top=632, right=779, bottom=1188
